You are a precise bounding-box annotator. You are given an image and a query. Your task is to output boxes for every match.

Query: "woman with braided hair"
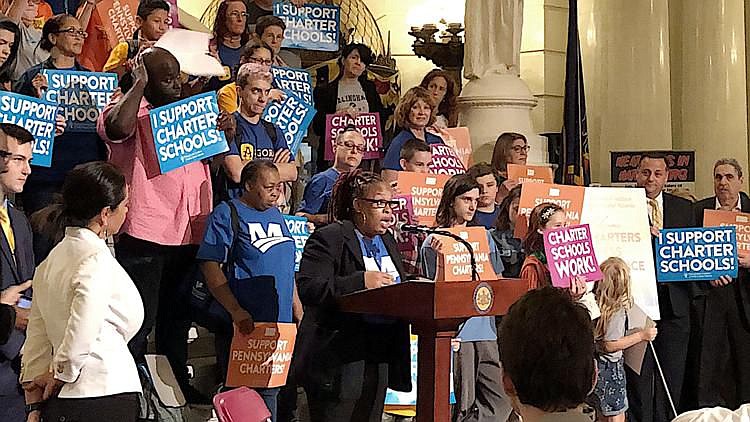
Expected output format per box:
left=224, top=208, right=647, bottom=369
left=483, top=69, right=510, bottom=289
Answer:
left=296, top=170, right=411, bottom=422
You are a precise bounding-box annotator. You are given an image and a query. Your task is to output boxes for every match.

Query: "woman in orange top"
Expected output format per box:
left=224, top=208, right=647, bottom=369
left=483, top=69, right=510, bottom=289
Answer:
left=520, top=202, right=587, bottom=296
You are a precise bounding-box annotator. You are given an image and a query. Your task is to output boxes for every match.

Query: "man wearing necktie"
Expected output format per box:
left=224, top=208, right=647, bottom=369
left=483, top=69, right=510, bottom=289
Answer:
left=689, top=158, right=750, bottom=410
left=0, top=124, right=36, bottom=422
left=628, top=152, right=695, bottom=422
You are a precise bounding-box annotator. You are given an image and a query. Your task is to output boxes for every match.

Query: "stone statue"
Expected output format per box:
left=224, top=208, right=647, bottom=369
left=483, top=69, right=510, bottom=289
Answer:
left=464, top=0, right=524, bottom=79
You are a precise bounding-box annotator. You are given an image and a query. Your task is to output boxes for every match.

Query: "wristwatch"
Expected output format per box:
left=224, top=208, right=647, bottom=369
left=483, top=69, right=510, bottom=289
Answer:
left=25, top=402, right=42, bottom=415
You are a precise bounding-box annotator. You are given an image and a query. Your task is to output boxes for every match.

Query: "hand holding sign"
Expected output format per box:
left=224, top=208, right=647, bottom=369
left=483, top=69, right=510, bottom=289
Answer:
left=232, top=308, right=255, bottom=335
left=32, top=74, right=48, bottom=98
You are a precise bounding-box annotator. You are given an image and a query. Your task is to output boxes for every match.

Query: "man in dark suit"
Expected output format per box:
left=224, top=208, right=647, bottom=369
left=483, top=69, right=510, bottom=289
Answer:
left=627, top=152, right=695, bottom=422
left=689, top=158, right=750, bottom=409
left=0, top=124, right=36, bottom=422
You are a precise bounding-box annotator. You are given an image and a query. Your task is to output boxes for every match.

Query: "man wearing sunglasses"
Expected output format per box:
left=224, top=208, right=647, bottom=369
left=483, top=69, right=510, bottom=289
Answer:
left=297, top=126, right=365, bottom=226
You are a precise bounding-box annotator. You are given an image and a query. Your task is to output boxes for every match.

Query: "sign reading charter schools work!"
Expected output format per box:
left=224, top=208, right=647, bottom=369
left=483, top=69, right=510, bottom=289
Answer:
left=149, top=92, right=228, bottom=173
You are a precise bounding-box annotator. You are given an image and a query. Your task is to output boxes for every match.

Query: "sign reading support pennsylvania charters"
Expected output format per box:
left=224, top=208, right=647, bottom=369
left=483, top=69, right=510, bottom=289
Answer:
left=149, top=92, right=228, bottom=173
left=396, top=172, right=450, bottom=226
left=96, top=0, right=139, bottom=48
left=283, top=215, right=309, bottom=271
left=0, top=92, right=57, bottom=168
left=655, top=227, right=738, bottom=282
left=273, top=1, right=340, bottom=52
left=271, top=66, right=313, bottom=105
left=262, top=90, right=315, bottom=156
left=704, top=209, right=750, bottom=251
left=226, top=323, right=297, bottom=388
left=43, top=70, right=118, bottom=133
left=324, top=113, right=382, bottom=160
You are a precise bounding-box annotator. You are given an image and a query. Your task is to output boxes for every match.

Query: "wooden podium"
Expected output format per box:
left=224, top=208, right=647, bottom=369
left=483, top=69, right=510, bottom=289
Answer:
left=338, top=279, right=528, bottom=422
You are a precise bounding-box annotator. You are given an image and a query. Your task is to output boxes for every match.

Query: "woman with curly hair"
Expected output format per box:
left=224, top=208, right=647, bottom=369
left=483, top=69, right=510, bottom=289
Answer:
left=419, top=69, right=458, bottom=129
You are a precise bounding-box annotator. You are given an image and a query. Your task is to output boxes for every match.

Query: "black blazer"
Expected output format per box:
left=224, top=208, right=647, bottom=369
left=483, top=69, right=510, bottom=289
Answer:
left=0, top=204, right=34, bottom=396
left=694, top=192, right=750, bottom=326
left=295, top=220, right=411, bottom=394
left=655, top=193, right=695, bottom=319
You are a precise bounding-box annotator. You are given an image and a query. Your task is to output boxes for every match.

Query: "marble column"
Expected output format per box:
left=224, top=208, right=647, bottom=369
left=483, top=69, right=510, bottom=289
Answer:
left=578, top=0, right=673, bottom=185
left=672, top=0, right=748, bottom=198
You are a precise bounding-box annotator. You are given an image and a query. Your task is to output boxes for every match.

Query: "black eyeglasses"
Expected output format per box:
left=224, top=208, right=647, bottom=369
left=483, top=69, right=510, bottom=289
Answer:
left=54, top=28, right=88, bottom=39
left=358, top=198, right=400, bottom=209
left=512, top=145, right=530, bottom=153
left=339, top=140, right=366, bottom=153
left=248, top=56, right=273, bottom=66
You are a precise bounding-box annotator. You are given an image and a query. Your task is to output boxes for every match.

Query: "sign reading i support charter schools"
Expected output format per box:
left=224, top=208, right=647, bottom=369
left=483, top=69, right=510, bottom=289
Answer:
left=273, top=1, right=340, bottom=52
left=43, top=70, right=118, bottom=133
left=149, top=92, right=228, bottom=173
left=655, top=227, right=738, bottom=282
left=0, top=91, right=58, bottom=167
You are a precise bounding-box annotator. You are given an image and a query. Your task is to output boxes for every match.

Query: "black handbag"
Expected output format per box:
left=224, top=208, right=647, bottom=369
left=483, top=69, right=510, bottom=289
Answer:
left=181, top=201, right=240, bottom=333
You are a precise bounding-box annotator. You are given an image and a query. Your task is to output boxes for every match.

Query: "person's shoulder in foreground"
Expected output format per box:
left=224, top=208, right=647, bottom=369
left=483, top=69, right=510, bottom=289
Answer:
left=500, top=286, right=595, bottom=422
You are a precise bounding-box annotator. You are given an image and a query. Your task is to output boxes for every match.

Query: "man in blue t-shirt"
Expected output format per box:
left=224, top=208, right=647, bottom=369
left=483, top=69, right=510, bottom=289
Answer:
left=198, top=160, right=301, bottom=419
left=296, top=126, right=364, bottom=226
left=221, top=63, right=297, bottom=200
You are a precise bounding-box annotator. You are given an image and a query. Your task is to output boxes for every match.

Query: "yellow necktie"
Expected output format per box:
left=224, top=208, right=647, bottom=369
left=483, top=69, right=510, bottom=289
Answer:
left=649, top=198, right=663, bottom=230
left=0, top=207, right=15, bottom=252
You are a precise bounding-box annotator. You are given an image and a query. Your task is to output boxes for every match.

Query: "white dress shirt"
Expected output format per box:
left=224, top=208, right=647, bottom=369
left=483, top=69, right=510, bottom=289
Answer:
left=20, top=227, right=144, bottom=398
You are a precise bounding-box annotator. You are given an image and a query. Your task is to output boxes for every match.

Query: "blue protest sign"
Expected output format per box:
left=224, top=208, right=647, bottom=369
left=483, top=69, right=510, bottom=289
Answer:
left=273, top=1, right=339, bottom=52
left=271, top=66, right=313, bottom=105
left=262, top=90, right=315, bottom=156
left=655, top=226, right=738, bottom=282
left=149, top=92, right=228, bottom=174
left=42, top=70, right=118, bottom=133
left=283, top=215, right=309, bottom=271
left=0, top=91, right=58, bottom=167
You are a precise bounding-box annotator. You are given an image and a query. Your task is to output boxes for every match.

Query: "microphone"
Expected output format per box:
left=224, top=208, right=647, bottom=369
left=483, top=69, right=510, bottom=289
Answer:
left=397, top=223, right=479, bottom=281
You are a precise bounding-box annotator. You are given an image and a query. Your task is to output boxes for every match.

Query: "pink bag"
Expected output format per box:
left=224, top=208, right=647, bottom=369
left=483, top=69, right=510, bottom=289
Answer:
left=213, top=387, right=271, bottom=422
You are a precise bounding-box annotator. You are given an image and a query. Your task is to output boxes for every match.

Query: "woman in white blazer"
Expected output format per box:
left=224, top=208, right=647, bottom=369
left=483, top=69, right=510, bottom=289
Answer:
left=20, top=162, right=143, bottom=422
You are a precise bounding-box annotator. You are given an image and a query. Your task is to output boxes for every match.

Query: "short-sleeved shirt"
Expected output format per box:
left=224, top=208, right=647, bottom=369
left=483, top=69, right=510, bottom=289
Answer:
left=473, top=205, right=501, bottom=229
left=336, top=79, right=368, bottom=113
left=600, top=308, right=627, bottom=362
left=205, top=44, right=242, bottom=92
left=297, top=167, right=340, bottom=216
left=383, top=129, right=444, bottom=171
left=225, top=112, right=289, bottom=199
left=197, top=199, right=295, bottom=323
left=97, top=98, right=213, bottom=246
left=217, top=82, right=239, bottom=114
left=11, top=24, right=50, bottom=81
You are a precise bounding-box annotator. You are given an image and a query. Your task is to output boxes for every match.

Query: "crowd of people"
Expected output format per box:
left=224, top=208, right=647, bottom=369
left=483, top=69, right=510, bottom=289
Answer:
left=0, top=1, right=746, bottom=422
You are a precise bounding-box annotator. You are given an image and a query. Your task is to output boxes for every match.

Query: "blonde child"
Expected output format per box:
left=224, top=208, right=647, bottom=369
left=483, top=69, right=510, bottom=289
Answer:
left=588, top=257, right=658, bottom=422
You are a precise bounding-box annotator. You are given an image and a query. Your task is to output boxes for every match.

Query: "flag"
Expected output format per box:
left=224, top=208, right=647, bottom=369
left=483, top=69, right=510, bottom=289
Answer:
left=561, top=0, right=591, bottom=186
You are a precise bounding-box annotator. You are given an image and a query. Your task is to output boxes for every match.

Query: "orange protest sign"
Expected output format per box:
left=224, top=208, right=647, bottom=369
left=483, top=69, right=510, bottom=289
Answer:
left=443, top=127, right=473, bottom=169
left=704, top=209, right=750, bottom=251
left=507, top=164, right=554, bottom=184
left=435, top=227, right=498, bottom=282
left=515, top=183, right=585, bottom=239
left=396, top=172, right=450, bottom=226
left=96, top=0, right=139, bottom=49
left=226, top=323, right=297, bottom=389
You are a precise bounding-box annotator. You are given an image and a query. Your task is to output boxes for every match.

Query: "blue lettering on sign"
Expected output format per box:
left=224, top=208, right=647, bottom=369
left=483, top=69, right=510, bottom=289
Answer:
left=149, top=92, right=229, bottom=173
left=0, top=91, right=58, bottom=167
left=42, top=70, right=118, bottom=133
left=655, top=226, right=738, bottom=282
left=273, top=0, right=340, bottom=52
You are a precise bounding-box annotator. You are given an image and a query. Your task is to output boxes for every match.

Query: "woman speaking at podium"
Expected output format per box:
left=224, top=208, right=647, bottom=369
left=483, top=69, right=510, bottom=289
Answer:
left=296, top=169, right=411, bottom=422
